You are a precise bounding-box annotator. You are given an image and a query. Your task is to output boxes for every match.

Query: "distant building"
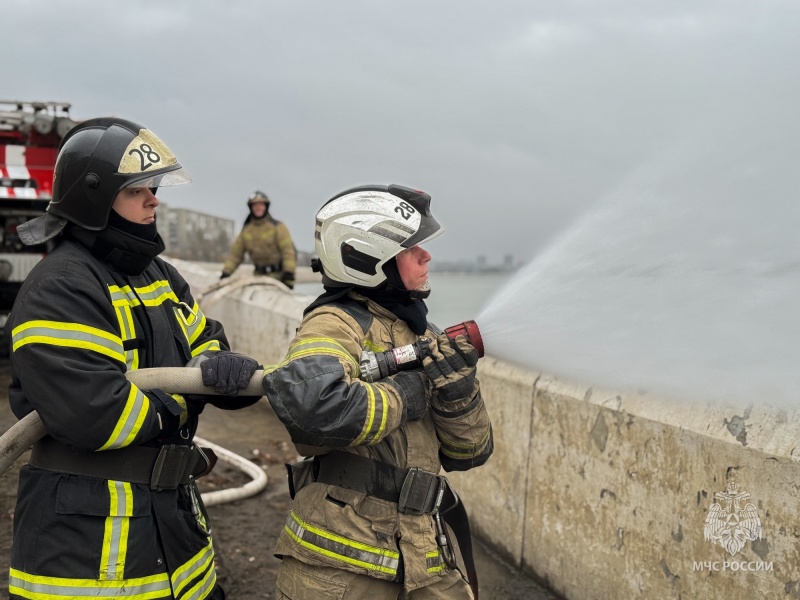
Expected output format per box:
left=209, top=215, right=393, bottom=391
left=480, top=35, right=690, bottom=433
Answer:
left=429, top=253, right=520, bottom=273
left=296, top=249, right=314, bottom=267
left=158, top=203, right=235, bottom=262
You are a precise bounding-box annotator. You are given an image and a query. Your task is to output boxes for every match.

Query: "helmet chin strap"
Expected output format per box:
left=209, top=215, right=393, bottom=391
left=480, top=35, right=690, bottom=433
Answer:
left=409, top=280, right=431, bottom=300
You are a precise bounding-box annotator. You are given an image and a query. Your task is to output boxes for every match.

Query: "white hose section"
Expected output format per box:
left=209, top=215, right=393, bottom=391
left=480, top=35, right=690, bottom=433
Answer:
left=0, top=368, right=270, bottom=510
left=194, top=435, right=268, bottom=507
left=0, top=411, right=46, bottom=474
left=127, top=368, right=266, bottom=397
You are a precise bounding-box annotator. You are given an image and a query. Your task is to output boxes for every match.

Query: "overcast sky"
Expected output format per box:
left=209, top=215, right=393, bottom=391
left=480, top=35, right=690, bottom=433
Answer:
left=5, top=1, right=800, bottom=263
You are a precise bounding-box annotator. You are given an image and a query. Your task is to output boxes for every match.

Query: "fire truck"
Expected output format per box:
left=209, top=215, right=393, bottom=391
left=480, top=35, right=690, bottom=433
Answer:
left=0, top=100, right=78, bottom=338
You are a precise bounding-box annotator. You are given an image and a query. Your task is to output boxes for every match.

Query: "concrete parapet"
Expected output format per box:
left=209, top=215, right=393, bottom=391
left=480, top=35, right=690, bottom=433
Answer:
left=176, top=261, right=800, bottom=599
left=199, top=279, right=310, bottom=367
left=446, top=358, right=539, bottom=566
left=455, top=373, right=800, bottom=599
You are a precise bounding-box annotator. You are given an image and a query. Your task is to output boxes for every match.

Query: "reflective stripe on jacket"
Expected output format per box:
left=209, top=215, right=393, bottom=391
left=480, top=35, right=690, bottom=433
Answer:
left=7, top=238, right=227, bottom=600
left=262, top=292, right=493, bottom=591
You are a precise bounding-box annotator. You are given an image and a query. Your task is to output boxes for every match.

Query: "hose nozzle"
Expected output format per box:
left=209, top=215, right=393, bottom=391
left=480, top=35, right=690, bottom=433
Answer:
left=359, top=320, right=483, bottom=382
left=442, top=320, right=484, bottom=358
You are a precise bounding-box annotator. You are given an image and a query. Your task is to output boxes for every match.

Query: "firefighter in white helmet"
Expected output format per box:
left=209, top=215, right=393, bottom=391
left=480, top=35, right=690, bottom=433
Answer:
left=262, top=184, right=493, bottom=599
left=6, top=117, right=260, bottom=600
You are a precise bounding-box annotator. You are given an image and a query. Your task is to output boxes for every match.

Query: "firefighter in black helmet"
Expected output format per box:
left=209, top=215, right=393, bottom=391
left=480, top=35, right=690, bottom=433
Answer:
left=7, top=117, right=260, bottom=600
left=219, top=190, right=297, bottom=288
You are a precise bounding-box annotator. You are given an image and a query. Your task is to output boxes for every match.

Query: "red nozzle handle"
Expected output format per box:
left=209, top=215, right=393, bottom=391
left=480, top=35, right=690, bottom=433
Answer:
left=443, top=320, right=484, bottom=358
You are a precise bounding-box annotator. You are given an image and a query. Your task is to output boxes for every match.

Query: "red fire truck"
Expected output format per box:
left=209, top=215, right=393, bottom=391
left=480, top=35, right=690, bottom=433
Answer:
left=0, top=100, right=78, bottom=338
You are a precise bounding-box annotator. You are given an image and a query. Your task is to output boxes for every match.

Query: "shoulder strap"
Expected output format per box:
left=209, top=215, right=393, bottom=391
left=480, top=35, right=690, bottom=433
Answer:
left=326, top=299, right=373, bottom=335
left=304, top=290, right=374, bottom=335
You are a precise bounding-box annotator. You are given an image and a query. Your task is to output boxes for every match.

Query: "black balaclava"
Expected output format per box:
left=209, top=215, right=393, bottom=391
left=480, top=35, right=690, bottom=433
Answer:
left=308, top=257, right=429, bottom=335
left=66, top=209, right=165, bottom=275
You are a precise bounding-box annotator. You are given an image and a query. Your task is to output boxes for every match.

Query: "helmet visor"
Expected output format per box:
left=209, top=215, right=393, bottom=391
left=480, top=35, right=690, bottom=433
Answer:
left=403, top=214, right=443, bottom=248
left=124, top=167, right=192, bottom=189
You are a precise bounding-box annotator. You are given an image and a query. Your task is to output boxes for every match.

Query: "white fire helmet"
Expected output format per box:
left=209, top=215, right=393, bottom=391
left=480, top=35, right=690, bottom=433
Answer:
left=314, top=184, right=443, bottom=288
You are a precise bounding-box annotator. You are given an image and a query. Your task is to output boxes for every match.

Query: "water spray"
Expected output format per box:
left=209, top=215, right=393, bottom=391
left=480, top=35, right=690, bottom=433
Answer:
left=359, top=320, right=484, bottom=383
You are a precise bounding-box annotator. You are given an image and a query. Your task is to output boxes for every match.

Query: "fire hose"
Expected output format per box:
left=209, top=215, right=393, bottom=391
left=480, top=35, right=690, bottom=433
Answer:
left=0, top=368, right=268, bottom=506
left=1, top=320, right=485, bottom=495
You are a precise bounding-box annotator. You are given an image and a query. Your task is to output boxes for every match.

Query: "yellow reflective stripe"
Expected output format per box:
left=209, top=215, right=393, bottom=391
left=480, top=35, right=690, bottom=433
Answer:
left=176, top=565, right=215, bottom=600
left=438, top=429, right=492, bottom=459
left=282, top=337, right=359, bottom=373
left=135, top=281, right=179, bottom=307
left=285, top=511, right=399, bottom=575
left=353, top=384, right=376, bottom=446
left=353, top=384, right=387, bottom=446
left=426, top=550, right=446, bottom=573
left=171, top=540, right=215, bottom=599
left=113, top=304, right=135, bottom=339
left=362, top=339, right=385, bottom=353
left=173, top=394, right=188, bottom=428
left=109, top=285, right=141, bottom=371
left=98, top=385, right=149, bottom=450
left=9, top=567, right=170, bottom=599
left=120, top=306, right=139, bottom=371
left=185, top=302, right=208, bottom=345
left=109, top=285, right=142, bottom=308
left=260, top=363, right=280, bottom=375
left=191, top=339, right=221, bottom=357
left=173, top=302, right=209, bottom=351
left=12, top=320, right=125, bottom=363
left=187, top=312, right=207, bottom=345
left=113, top=282, right=213, bottom=365
left=173, top=308, right=189, bottom=340
left=370, top=386, right=389, bottom=444
left=100, top=481, right=132, bottom=581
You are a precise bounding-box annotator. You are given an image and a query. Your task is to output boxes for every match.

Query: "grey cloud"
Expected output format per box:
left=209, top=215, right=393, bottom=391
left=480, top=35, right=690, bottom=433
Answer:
left=5, top=0, right=800, bottom=263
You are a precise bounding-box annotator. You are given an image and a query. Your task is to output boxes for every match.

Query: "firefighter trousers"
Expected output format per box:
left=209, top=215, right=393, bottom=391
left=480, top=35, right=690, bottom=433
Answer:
left=275, top=556, right=473, bottom=600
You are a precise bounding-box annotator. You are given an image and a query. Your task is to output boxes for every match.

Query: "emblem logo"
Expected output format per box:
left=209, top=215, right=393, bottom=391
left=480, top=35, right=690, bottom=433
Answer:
left=703, top=482, right=762, bottom=556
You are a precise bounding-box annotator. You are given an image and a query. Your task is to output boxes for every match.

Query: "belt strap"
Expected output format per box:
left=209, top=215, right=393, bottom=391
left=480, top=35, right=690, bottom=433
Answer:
left=29, top=436, right=216, bottom=490
left=314, top=451, right=444, bottom=515
left=254, top=263, right=281, bottom=274
left=312, top=451, right=479, bottom=598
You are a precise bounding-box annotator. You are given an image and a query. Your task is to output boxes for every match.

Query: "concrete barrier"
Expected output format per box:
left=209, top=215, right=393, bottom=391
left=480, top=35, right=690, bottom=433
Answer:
left=177, top=260, right=800, bottom=599
left=453, top=373, right=800, bottom=599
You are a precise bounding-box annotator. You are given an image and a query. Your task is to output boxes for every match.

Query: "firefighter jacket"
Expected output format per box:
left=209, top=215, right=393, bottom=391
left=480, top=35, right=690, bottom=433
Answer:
left=221, top=215, right=296, bottom=279
left=262, top=292, right=494, bottom=593
left=7, top=237, right=229, bottom=600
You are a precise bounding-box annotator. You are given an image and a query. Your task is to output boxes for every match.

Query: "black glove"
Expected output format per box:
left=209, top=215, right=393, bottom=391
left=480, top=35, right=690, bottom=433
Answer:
left=280, top=271, right=295, bottom=289
left=219, top=272, right=231, bottom=280
left=422, top=333, right=479, bottom=403
left=387, top=370, right=430, bottom=422
left=200, top=351, right=259, bottom=395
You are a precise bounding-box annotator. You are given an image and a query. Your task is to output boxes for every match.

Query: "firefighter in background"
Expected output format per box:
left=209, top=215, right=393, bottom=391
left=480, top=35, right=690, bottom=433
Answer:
left=6, top=117, right=260, bottom=600
left=219, top=190, right=296, bottom=288
left=262, top=185, right=493, bottom=599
